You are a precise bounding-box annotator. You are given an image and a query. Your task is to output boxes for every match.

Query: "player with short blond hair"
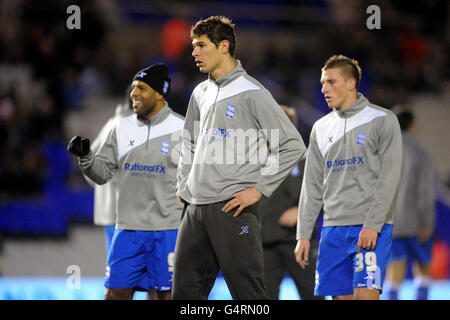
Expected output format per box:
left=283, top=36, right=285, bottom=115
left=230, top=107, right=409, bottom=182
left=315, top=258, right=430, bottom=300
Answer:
left=295, top=54, right=403, bottom=300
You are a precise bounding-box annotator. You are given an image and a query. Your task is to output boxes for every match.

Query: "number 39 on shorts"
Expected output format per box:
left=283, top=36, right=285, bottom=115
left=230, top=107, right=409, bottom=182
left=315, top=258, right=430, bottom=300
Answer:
left=355, top=252, right=377, bottom=272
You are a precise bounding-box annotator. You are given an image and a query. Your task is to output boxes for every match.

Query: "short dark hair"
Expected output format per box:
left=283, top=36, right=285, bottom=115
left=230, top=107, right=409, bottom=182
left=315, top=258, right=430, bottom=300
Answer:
left=191, top=16, right=237, bottom=57
left=322, top=54, right=362, bottom=90
left=397, top=110, right=414, bottom=131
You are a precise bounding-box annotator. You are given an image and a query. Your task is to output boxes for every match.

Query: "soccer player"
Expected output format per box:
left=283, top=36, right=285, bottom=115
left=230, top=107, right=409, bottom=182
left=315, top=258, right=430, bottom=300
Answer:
left=294, top=55, right=403, bottom=300
left=173, top=16, right=306, bottom=300
left=83, top=88, right=133, bottom=254
left=67, top=63, right=185, bottom=300
left=385, top=110, right=436, bottom=300
left=260, top=105, right=323, bottom=300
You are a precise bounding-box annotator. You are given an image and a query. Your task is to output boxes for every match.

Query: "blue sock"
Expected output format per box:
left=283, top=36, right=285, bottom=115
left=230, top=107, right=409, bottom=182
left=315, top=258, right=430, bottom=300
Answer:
left=387, top=288, right=399, bottom=300
left=416, top=286, right=429, bottom=300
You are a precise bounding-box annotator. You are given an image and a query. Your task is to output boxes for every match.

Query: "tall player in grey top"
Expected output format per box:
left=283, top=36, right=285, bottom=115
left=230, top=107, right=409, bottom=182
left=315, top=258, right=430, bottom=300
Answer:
left=294, top=55, right=402, bottom=300
left=173, top=16, right=306, bottom=299
left=68, top=64, right=184, bottom=300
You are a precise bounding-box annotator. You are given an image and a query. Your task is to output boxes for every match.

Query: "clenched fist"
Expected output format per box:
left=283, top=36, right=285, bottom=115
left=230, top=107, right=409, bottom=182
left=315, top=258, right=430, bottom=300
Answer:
left=67, top=136, right=90, bottom=157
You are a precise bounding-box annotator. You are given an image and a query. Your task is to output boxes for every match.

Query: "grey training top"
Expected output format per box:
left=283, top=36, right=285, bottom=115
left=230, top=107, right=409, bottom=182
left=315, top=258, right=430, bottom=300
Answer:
left=393, top=132, right=436, bottom=238
left=79, top=103, right=185, bottom=231
left=297, top=94, right=403, bottom=239
left=176, top=60, right=306, bottom=205
left=83, top=103, right=133, bottom=226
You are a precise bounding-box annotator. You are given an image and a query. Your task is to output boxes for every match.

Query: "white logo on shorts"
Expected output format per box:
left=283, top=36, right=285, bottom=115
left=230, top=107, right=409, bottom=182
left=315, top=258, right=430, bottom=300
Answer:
left=105, top=265, right=111, bottom=278
left=168, top=252, right=174, bottom=272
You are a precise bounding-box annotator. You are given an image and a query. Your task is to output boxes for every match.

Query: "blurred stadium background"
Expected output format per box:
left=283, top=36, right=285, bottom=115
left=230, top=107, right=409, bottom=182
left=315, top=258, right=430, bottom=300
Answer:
left=0, top=0, right=448, bottom=300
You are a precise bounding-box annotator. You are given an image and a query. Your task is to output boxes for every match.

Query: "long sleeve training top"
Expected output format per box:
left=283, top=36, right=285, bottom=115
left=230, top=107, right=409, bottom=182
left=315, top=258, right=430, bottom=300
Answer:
left=79, top=103, right=185, bottom=231
left=297, top=94, right=403, bottom=239
left=177, top=60, right=306, bottom=205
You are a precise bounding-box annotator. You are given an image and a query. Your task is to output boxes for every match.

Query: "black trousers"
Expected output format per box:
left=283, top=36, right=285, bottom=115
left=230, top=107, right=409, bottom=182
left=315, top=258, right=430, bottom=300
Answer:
left=263, top=241, right=323, bottom=300
left=172, top=200, right=270, bottom=300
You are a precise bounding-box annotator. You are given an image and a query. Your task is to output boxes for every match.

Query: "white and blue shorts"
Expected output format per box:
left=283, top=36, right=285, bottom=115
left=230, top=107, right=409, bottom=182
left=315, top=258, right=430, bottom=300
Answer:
left=315, top=224, right=393, bottom=297
left=104, top=229, right=177, bottom=292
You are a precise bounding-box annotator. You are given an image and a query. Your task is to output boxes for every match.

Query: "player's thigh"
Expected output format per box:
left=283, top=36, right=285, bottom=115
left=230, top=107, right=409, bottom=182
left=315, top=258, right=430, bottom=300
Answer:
left=146, top=288, right=172, bottom=300
left=353, top=287, right=380, bottom=300
left=105, top=229, right=147, bottom=290
left=315, top=227, right=354, bottom=297
left=386, top=259, right=407, bottom=283
left=411, top=237, right=433, bottom=266
left=146, top=229, right=177, bottom=292
left=173, top=204, right=214, bottom=269
left=172, top=204, right=219, bottom=299
left=104, top=287, right=135, bottom=300
left=206, top=202, right=269, bottom=299
left=352, top=224, right=393, bottom=292
left=387, top=238, right=408, bottom=282
left=208, top=203, right=264, bottom=273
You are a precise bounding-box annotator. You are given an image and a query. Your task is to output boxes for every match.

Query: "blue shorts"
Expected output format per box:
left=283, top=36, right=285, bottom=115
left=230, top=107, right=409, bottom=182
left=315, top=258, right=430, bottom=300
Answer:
left=315, top=224, right=393, bottom=297
left=391, top=237, right=433, bottom=265
left=105, top=229, right=177, bottom=292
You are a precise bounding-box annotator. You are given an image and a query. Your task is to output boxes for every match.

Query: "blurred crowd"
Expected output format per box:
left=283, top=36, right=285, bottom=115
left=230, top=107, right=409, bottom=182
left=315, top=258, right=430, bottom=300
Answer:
left=0, top=0, right=448, bottom=199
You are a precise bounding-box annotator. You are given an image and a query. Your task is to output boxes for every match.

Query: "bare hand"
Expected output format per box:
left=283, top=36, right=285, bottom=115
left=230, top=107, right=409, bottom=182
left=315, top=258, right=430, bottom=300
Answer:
left=357, top=227, right=378, bottom=253
left=221, top=187, right=262, bottom=217
left=294, top=238, right=310, bottom=269
left=176, top=192, right=187, bottom=204
left=278, top=207, right=298, bottom=227
left=418, top=227, right=432, bottom=243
